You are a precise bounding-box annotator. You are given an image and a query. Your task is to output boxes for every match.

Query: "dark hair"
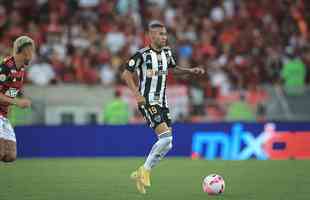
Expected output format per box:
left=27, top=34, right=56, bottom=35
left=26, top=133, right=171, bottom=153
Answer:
left=148, top=20, right=165, bottom=31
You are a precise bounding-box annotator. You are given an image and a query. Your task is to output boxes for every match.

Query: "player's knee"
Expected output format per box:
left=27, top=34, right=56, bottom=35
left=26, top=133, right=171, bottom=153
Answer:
left=167, top=140, right=173, bottom=150
left=0, top=140, right=4, bottom=160
left=3, top=153, right=16, bottom=162
left=0, top=152, right=5, bottom=161
left=155, top=122, right=169, bottom=134
left=159, top=131, right=173, bottom=150
left=3, top=156, right=16, bottom=163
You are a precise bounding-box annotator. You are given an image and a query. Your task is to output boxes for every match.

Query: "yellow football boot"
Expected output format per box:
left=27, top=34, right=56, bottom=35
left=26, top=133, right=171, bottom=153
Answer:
left=138, top=166, right=151, bottom=187
left=130, top=170, right=146, bottom=194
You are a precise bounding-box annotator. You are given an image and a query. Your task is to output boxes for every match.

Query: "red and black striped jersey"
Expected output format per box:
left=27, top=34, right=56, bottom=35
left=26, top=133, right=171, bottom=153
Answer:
left=0, top=56, right=25, bottom=117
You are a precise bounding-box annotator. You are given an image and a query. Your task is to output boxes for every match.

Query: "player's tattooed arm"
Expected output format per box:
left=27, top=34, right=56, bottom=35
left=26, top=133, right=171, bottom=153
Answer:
left=174, top=65, right=205, bottom=75
left=167, top=49, right=205, bottom=75
left=0, top=90, right=31, bottom=108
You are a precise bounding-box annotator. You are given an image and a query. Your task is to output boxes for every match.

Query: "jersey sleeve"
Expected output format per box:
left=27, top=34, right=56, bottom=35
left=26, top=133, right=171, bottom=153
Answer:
left=126, top=52, right=143, bottom=72
left=168, top=50, right=177, bottom=68
left=0, top=63, right=10, bottom=85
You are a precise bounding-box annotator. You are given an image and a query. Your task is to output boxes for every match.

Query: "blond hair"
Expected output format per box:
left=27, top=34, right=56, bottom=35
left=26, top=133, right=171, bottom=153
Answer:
left=13, top=36, right=35, bottom=55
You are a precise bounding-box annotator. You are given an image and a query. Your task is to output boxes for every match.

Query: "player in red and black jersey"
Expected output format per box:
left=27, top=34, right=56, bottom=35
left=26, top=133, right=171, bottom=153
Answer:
left=0, top=36, right=34, bottom=163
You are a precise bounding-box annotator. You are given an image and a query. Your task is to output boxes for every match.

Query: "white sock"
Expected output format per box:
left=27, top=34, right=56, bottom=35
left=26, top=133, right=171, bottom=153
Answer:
left=143, top=131, right=173, bottom=170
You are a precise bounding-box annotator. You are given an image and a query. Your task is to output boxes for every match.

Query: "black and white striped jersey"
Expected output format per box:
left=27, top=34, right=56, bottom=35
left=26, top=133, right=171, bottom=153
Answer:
left=126, top=46, right=177, bottom=108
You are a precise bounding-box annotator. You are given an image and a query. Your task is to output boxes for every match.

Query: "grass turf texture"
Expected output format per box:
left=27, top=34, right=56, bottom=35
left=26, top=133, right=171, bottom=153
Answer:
left=0, top=158, right=309, bottom=200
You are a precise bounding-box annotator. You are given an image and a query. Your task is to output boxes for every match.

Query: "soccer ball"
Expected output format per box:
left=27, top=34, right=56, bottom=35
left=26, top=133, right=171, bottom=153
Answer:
left=202, top=174, right=225, bottom=195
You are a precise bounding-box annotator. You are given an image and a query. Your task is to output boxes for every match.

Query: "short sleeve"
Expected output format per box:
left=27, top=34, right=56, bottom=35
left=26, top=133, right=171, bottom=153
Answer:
left=126, top=52, right=143, bottom=72
left=0, top=64, right=10, bottom=84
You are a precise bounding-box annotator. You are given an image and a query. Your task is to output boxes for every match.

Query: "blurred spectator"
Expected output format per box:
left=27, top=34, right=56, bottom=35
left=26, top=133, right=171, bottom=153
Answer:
left=0, top=0, right=308, bottom=121
left=116, top=0, right=140, bottom=16
left=0, top=0, right=306, bottom=88
left=226, top=93, right=256, bottom=121
left=210, top=5, right=225, bottom=23
left=189, top=82, right=205, bottom=117
left=102, top=89, right=129, bottom=125
left=79, top=0, right=100, bottom=8
left=27, top=58, right=56, bottom=86
left=209, top=67, right=231, bottom=95
left=281, top=51, right=306, bottom=95
left=104, top=24, right=126, bottom=54
left=100, top=63, right=117, bottom=86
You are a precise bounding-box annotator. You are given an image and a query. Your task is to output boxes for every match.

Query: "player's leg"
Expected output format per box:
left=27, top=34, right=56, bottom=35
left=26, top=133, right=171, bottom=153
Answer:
left=1, top=117, right=17, bottom=162
left=130, top=105, right=152, bottom=194
left=0, top=138, right=5, bottom=160
left=133, top=121, right=172, bottom=188
left=2, top=140, right=16, bottom=162
left=131, top=105, right=173, bottom=193
left=0, top=118, right=7, bottom=161
left=143, top=122, right=172, bottom=172
left=130, top=170, right=146, bottom=194
left=137, top=106, right=172, bottom=187
left=143, top=106, right=172, bottom=172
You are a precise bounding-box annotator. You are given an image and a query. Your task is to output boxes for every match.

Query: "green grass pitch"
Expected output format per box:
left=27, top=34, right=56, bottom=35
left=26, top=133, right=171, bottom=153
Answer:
left=0, top=158, right=309, bottom=200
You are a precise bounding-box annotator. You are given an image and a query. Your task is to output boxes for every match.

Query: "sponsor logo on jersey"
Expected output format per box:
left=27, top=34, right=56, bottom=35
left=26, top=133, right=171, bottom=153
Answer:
left=146, top=70, right=167, bottom=77
left=154, top=115, right=162, bottom=123
left=5, top=88, right=19, bottom=98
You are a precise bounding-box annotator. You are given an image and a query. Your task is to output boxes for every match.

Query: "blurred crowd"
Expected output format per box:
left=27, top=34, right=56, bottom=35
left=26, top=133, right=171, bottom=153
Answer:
left=0, top=0, right=310, bottom=121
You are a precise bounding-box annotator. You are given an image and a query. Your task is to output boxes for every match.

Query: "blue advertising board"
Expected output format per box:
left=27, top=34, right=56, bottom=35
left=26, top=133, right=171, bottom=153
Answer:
left=15, top=123, right=310, bottom=159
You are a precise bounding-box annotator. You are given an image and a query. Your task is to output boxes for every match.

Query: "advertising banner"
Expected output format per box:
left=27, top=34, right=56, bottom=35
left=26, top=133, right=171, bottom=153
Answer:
left=15, top=123, right=310, bottom=159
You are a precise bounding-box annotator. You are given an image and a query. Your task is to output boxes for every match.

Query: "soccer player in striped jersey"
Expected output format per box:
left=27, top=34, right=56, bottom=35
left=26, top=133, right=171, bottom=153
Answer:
left=0, top=36, right=34, bottom=163
left=122, top=21, right=205, bottom=194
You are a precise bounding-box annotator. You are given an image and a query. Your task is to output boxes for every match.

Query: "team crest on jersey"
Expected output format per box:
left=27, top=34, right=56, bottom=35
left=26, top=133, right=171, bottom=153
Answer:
left=0, top=74, right=6, bottom=82
left=5, top=88, right=19, bottom=98
left=128, top=59, right=135, bottom=67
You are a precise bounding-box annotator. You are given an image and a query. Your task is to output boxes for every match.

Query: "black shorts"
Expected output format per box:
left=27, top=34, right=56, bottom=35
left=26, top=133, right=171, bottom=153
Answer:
left=138, top=104, right=172, bottom=129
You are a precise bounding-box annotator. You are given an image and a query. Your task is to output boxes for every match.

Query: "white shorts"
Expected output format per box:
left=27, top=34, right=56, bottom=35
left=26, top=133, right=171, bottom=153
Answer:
left=0, top=116, right=16, bottom=142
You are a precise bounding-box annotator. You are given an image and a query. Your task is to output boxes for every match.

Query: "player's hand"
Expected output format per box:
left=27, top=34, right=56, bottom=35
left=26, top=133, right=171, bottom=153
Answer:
left=14, top=98, right=31, bottom=108
left=190, top=67, right=205, bottom=75
left=135, top=94, right=146, bottom=107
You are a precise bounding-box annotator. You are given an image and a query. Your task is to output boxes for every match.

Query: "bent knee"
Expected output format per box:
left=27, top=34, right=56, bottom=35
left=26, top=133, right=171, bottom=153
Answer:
left=165, top=138, right=173, bottom=151
left=167, top=141, right=173, bottom=150
left=161, top=134, right=173, bottom=150
left=155, top=122, right=170, bottom=134
left=3, top=154, right=16, bottom=162
left=3, top=157, right=16, bottom=163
